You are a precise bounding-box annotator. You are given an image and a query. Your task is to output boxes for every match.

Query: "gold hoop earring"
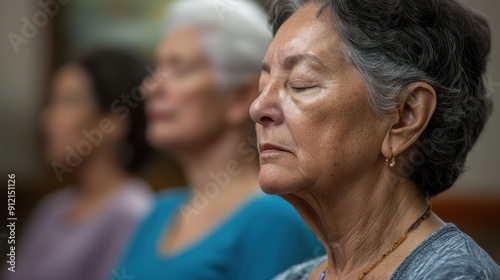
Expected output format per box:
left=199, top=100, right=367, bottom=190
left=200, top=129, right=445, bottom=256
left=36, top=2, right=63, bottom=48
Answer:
left=386, top=148, right=396, bottom=168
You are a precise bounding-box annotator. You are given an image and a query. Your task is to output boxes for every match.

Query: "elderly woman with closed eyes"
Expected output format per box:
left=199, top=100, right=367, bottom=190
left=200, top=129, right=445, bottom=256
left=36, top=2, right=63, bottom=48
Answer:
left=250, top=0, right=500, bottom=279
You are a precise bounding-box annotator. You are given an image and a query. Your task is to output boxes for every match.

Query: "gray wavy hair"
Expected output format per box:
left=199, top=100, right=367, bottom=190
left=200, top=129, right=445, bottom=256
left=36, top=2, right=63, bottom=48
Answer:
left=270, top=0, right=493, bottom=196
left=163, top=0, right=272, bottom=91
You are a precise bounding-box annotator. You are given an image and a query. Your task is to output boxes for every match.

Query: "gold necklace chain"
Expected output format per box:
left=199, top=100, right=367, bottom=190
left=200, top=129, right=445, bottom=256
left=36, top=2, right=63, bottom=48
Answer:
left=358, top=206, right=432, bottom=279
left=320, top=206, right=432, bottom=280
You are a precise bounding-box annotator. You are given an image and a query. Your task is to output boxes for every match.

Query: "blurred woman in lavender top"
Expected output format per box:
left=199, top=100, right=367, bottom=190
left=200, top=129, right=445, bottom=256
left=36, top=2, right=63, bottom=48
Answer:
left=4, top=50, right=153, bottom=280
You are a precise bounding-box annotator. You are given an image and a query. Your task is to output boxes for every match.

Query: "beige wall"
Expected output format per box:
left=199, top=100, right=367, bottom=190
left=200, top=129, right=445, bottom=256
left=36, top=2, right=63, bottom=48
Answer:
left=0, top=0, right=50, bottom=179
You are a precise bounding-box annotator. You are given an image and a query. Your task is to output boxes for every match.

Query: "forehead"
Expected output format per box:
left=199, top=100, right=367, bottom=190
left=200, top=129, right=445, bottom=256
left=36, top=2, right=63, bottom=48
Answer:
left=157, top=27, right=207, bottom=59
left=265, top=4, right=347, bottom=67
left=53, top=65, right=90, bottom=89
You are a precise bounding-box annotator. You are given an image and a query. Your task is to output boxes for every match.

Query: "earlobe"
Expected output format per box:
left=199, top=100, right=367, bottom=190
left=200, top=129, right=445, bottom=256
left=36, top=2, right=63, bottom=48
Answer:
left=383, top=83, right=437, bottom=159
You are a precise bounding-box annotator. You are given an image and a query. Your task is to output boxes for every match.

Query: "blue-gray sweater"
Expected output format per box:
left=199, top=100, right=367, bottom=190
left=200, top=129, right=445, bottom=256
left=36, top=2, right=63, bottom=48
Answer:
left=273, top=224, right=500, bottom=280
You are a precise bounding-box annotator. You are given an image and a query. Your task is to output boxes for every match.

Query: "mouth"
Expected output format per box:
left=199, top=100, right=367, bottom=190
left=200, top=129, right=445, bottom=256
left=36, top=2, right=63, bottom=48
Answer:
left=258, top=143, right=290, bottom=155
left=146, top=111, right=175, bottom=121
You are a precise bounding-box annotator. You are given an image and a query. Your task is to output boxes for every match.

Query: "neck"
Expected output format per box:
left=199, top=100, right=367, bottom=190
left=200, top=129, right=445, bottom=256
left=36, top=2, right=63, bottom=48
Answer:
left=283, top=166, right=430, bottom=278
left=75, top=149, right=131, bottom=201
left=174, top=128, right=260, bottom=203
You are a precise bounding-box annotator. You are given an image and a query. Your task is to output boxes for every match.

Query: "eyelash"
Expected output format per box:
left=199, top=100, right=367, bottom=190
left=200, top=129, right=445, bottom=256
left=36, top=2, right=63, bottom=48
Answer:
left=288, top=83, right=315, bottom=93
left=292, top=87, right=315, bottom=92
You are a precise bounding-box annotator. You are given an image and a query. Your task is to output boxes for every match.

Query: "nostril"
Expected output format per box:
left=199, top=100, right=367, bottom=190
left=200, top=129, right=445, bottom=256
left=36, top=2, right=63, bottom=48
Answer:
left=249, top=93, right=282, bottom=126
left=260, top=116, right=274, bottom=125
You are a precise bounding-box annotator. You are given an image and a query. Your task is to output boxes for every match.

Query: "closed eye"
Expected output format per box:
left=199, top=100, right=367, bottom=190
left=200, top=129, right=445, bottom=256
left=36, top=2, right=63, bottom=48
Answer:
left=288, top=79, right=317, bottom=92
left=293, top=87, right=315, bottom=93
left=289, top=84, right=316, bottom=93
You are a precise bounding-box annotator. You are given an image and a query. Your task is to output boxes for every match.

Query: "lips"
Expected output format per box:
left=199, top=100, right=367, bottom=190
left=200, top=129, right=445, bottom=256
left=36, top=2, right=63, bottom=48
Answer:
left=258, top=143, right=290, bottom=154
left=146, top=111, right=175, bottom=121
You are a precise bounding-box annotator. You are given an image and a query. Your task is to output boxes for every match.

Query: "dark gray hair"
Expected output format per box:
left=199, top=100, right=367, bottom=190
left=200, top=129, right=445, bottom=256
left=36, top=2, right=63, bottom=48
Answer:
left=270, top=0, right=493, bottom=196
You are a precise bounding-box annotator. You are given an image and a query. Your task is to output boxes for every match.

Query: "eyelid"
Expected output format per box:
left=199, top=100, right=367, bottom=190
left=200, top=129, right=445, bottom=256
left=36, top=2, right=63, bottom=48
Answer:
left=287, top=81, right=316, bottom=92
left=290, top=81, right=314, bottom=87
left=288, top=79, right=316, bottom=88
left=290, top=86, right=315, bottom=93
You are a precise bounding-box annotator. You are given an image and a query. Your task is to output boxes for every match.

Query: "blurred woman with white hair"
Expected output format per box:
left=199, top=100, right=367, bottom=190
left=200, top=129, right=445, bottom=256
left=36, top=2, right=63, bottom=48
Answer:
left=112, top=0, right=322, bottom=279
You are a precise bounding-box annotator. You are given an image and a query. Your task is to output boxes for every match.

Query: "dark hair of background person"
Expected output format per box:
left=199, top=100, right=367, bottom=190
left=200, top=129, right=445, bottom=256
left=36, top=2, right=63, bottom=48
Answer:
left=68, top=49, right=151, bottom=173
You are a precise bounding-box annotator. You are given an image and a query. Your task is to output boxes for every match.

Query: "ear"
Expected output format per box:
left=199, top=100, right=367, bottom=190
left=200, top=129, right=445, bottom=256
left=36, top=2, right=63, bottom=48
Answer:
left=225, top=76, right=260, bottom=127
left=382, top=83, right=437, bottom=159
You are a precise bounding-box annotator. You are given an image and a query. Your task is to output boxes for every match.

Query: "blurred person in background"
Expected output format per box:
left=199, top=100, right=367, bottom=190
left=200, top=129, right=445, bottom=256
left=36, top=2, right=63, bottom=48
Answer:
left=112, top=0, right=323, bottom=279
left=4, top=50, right=153, bottom=280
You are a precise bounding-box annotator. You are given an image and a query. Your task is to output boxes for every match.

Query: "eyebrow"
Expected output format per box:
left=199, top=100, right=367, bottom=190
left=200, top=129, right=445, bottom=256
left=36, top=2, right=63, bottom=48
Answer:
left=261, top=53, right=329, bottom=74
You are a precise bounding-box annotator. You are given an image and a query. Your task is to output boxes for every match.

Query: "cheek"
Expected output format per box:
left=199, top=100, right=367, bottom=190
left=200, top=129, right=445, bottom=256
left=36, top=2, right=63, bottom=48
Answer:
left=45, top=109, right=80, bottom=142
left=297, top=99, right=385, bottom=189
left=181, top=74, right=227, bottom=127
left=256, top=95, right=339, bottom=194
left=282, top=87, right=383, bottom=190
left=147, top=75, right=227, bottom=147
left=287, top=95, right=341, bottom=174
left=43, top=108, right=99, bottom=161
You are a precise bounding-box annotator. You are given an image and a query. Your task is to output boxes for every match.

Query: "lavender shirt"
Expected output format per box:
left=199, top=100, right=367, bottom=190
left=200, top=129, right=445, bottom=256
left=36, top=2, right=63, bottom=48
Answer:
left=4, top=179, right=152, bottom=280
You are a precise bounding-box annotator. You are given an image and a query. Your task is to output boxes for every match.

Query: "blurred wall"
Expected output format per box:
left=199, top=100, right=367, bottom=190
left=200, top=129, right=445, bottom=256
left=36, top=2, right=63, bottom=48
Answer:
left=0, top=0, right=51, bottom=180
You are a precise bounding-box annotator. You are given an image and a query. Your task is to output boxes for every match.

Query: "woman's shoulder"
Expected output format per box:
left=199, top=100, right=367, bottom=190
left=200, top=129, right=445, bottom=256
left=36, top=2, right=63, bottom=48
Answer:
left=30, top=186, right=76, bottom=216
left=155, top=187, right=189, bottom=206
left=140, top=187, right=189, bottom=218
left=392, top=224, right=500, bottom=279
left=272, top=255, right=327, bottom=280
left=111, top=179, right=154, bottom=219
left=111, top=188, right=188, bottom=242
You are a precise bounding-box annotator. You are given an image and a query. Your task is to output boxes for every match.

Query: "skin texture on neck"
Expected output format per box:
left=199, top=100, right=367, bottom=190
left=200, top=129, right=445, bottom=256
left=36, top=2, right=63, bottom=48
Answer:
left=69, top=145, right=132, bottom=223
left=160, top=127, right=260, bottom=255
left=176, top=126, right=258, bottom=193
left=283, top=167, right=444, bottom=279
left=183, top=128, right=260, bottom=207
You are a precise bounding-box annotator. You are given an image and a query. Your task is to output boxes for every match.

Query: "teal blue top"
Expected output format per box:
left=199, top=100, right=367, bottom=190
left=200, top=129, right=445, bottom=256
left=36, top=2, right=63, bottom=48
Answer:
left=113, top=188, right=323, bottom=280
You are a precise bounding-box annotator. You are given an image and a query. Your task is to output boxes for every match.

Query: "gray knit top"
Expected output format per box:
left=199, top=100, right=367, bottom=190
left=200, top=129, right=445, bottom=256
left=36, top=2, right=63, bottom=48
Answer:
left=273, top=224, right=500, bottom=280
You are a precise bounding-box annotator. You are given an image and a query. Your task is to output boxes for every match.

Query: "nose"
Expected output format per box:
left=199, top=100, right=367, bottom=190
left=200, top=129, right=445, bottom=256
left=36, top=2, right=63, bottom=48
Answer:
left=249, top=81, right=283, bottom=127
left=142, top=67, right=170, bottom=99
left=142, top=75, right=160, bottom=100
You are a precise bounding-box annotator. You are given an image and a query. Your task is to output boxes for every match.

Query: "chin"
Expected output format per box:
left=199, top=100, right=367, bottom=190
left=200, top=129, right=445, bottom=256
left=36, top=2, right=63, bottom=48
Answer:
left=148, top=129, right=199, bottom=153
left=43, top=145, right=66, bottom=164
left=146, top=127, right=173, bottom=147
left=258, top=164, right=300, bottom=195
left=148, top=137, right=182, bottom=152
